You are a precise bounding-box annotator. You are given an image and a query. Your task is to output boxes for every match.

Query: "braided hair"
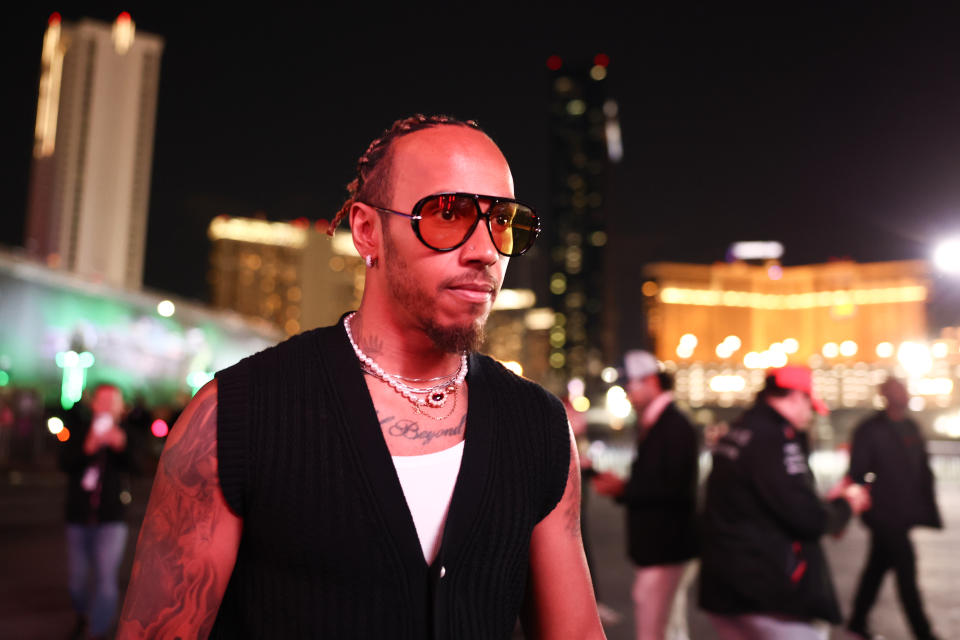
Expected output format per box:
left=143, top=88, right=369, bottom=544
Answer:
left=327, top=114, right=482, bottom=236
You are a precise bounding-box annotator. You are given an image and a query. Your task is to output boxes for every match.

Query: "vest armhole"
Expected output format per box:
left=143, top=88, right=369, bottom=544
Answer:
left=215, top=362, right=250, bottom=517
left=537, top=393, right=572, bottom=523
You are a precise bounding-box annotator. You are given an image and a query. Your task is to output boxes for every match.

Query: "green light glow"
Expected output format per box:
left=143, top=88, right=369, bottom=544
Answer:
left=57, top=350, right=94, bottom=409
left=0, top=371, right=9, bottom=386
left=186, top=370, right=215, bottom=396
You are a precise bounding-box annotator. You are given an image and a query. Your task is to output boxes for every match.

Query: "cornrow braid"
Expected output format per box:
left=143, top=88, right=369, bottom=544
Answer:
left=327, top=114, right=481, bottom=236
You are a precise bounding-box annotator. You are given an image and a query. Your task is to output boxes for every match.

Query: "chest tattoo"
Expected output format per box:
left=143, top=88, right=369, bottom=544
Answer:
left=378, top=412, right=467, bottom=447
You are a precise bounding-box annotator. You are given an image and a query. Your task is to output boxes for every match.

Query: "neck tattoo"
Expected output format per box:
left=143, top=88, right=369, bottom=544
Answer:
left=344, top=312, right=468, bottom=421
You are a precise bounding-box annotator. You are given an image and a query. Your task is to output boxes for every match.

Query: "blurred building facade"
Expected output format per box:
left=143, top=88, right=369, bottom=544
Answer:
left=207, top=217, right=365, bottom=336
left=635, top=259, right=960, bottom=439
left=545, top=54, right=622, bottom=390
left=24, top=13, right=163, bottom=289
left=644, top=259, right=929, bottom=365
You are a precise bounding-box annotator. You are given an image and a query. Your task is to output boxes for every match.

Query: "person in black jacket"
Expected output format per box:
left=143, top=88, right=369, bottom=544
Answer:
left=699, top=366, right=870, bottom=640
left=594, top=350, right=699, bottom=640
left=846, top=377, right=942, bottom=640
left=59, top=384, right=135, bottom=640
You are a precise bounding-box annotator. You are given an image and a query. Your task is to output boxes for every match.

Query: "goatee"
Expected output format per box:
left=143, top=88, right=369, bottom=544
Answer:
left=422, top=316, right=487, bottom=354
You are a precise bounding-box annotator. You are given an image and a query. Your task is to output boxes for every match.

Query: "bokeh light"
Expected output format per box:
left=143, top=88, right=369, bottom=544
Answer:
left=898, top=341, right=933, bottom=377
left=151, top=419, right=169, bottom=438
left=606, top=385, right=632, bottom=419
left=47, top=417, right=64, bottom=434
left=876, top=342, right=894, bottom=358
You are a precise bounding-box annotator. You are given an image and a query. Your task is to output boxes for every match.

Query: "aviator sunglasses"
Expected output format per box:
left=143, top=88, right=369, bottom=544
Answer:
left=367, top=193, right=541, bottom=257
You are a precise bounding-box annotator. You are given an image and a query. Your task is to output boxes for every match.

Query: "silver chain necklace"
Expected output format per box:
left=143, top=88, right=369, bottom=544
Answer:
left=344, top=313, right=467, bottom=418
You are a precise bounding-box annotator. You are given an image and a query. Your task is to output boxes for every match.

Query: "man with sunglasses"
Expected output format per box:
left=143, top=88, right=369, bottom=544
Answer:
left=117, top=115, right=605, bottom=639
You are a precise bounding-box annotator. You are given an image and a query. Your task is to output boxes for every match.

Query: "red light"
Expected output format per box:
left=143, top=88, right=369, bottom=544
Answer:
left=546, top=55, right=563, bottom=71
left=314, top=219, right=329, bottom=232
left=117, top=11, right=132, bottom=22
left=57, top=427, right=70, bottom=442
left=49, top=12, right=62, bottom=25
left=593, top=53, right=610, bottom=67
left=292, top=217, right=309, bottom=228
left=151, top=419, right=169, bottom=438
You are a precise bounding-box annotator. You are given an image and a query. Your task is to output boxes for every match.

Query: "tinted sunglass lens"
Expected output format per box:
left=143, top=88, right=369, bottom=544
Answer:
left=489, top=202, right=538, bottom=256
left=417, top=195, right=478, bottom=249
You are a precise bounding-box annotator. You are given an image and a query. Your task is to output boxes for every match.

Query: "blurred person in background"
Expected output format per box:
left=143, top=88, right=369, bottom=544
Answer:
left=845, top=377, right=942, bottom=640
left=117, top=115, right=604, bottom=639
left=59, top=383, right=135, bottom=640
left=699, top=366, right=871, bottom=640
left=594, top=350, right=699, bottom=640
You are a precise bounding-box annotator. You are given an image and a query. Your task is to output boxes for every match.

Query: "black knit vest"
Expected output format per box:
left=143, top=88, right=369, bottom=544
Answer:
left=211, top=319, right=570, bottom=639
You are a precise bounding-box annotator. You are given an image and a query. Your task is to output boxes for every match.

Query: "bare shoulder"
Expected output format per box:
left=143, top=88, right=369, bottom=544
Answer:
left=523, top=427, right=605, bottom=639
left=117, top=379, right=241, bottom=639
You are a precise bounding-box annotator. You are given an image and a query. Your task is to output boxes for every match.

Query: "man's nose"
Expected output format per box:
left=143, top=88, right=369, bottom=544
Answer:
left=459, top=217, right=500, bottom=265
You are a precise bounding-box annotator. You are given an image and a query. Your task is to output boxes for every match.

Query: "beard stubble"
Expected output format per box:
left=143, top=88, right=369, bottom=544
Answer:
left=382, top=228, right=489, bottom=354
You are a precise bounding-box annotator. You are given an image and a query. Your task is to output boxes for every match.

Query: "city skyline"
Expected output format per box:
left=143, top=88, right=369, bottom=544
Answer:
left=4, top=4, right=960, bottom=321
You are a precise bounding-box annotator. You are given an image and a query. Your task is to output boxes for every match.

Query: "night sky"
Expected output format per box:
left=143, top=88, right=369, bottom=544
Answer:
left=3, top=4, right=960, bottom=322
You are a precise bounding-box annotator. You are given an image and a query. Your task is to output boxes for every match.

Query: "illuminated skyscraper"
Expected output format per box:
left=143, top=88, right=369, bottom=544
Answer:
left=545, top=54, right=622, bottom=387
left=24, top=13, right=164, bottom=289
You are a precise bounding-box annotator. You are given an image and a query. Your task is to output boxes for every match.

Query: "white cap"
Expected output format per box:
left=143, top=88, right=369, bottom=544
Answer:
left=623, top=350, right=659, bottom=380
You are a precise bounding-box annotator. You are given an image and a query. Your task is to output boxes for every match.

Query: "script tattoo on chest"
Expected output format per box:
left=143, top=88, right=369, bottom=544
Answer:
left=378, top=411, right=467, bottom=447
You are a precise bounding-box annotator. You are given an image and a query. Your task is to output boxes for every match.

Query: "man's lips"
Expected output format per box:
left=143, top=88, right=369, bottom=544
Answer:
left=443, top=277, right=498, bottom=304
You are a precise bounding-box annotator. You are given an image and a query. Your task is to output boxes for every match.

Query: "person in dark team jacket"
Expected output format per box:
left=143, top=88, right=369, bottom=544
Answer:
left=699, top=366, right=871, bottom=640
left=117, top=116, right=605, bottom=639
left=846, top=377, right=942, bottom=640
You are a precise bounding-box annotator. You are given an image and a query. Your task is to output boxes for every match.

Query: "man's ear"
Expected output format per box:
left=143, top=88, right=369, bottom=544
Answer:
left=349, top=202, right=381, bottom=260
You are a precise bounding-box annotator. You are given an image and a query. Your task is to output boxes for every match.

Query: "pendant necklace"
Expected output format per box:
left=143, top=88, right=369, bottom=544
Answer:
left=344, top=313, right=467, bottom=420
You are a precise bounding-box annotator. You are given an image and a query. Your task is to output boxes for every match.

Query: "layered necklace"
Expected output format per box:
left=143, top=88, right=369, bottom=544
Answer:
left=344, top=313, right=467, bottom=420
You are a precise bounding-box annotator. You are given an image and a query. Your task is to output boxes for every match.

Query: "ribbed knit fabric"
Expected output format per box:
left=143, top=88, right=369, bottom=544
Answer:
left=211, top=319, right=570, bottom=639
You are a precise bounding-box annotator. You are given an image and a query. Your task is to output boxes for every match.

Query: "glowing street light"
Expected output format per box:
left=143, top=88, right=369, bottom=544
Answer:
left=933, top=238, right=960, bottom=274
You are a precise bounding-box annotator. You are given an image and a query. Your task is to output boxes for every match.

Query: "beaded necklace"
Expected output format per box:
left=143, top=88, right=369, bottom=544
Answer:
left=344, top=313, right=468, bottom=420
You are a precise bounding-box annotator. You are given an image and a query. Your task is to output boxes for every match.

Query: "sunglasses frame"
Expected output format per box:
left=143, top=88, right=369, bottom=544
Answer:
left=367, top=192, right=541, bottom=257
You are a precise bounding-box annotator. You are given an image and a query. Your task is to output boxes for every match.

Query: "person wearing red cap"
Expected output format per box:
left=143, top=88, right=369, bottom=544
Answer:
left=698, top=366, right=871, bottom=639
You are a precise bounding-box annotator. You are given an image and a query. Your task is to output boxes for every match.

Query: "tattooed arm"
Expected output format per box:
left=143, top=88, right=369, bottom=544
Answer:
left=116, top=380, right=242, bottom=639
left=521, top=426, right=606, bottom=640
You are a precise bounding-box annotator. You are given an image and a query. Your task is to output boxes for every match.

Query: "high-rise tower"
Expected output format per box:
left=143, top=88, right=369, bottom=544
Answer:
left=545, top=54, right=622, bottom=388
left=25, top=13, right=164, bottom=289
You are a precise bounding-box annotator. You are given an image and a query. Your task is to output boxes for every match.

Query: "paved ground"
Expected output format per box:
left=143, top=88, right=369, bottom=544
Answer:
left=1, top=459, right=958, bottom=639
left=587, top=479, right=960, bottom=640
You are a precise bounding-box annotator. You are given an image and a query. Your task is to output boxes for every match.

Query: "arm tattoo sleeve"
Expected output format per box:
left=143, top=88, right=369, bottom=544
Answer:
left=118, top=391, right=230, bottom=638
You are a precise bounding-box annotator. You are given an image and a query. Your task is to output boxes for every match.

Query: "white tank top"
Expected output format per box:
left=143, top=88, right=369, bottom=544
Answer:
left=391, top=441, right=465, bottom=564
